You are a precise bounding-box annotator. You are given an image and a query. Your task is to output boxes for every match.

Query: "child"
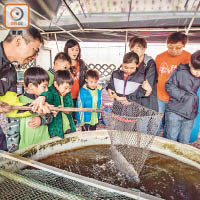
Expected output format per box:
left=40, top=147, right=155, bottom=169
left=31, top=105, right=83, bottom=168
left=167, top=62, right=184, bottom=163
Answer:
left=41, top=70, right=76, bottom=138
left=19, top=67, right=53, bottom=149
left=165, top=50, right=200, bottom=144
left=106, top=51, right=152, bottom=105
left=129, top=36, right=158, bottom=111
left=155, top=32, right=191, bottom=136
left=47, top=52, right=71, bottom=86
left=106, top=52, right=154, bottom=134
left=64, top=39, right=87, bottom=114
left=76, top=69, right=103, bottom=131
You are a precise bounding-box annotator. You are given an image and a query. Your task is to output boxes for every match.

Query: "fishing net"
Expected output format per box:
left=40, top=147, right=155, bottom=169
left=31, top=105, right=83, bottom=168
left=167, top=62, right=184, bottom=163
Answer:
left=103, top=100, right=163, bottom=182
left=0, top=151, right=161, bottom=200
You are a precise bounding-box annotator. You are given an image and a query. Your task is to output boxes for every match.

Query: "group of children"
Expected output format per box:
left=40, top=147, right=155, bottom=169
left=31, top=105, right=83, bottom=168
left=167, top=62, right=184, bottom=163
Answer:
left=2, top=34, right=200, bottom=152
left=107, top=48, right=200, bottom=144
left=18, top=67, right=102, bottom=149
left=2, top=39, right=103, bottom=151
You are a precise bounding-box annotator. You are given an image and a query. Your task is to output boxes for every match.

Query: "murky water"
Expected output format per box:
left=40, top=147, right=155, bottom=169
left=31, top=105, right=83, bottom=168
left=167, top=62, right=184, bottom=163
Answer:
left=40, top=145, right=200, bottom=200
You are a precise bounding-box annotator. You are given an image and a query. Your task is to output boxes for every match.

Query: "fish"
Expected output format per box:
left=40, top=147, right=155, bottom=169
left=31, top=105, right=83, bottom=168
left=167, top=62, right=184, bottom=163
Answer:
left=110, top=145, right=140, bottom=183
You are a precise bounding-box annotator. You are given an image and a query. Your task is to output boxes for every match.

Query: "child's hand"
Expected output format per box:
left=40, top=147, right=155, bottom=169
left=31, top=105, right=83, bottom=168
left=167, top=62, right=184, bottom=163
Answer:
left=31, top=96, right=51, bottom=114
left=57, top=105, right=69, bottom=114
left=116, top=96, right=131, bottom=105
left=48, top=105, right=59, bottom=117
left=51, top=111, right=58, bottom=117
left=142, top=80, right=152, bottom=96
left=107, top=89, right=116, bottom=99
left=116, top=96, right=126, bottom=101
left=28, top=117, right=41, bottom=128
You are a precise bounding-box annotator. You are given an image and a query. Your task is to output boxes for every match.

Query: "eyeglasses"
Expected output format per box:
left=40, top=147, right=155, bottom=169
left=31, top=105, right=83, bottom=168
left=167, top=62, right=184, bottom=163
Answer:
left=21, top=36, right=39, bottom=57
left=32, top=47, right=39, bottom=57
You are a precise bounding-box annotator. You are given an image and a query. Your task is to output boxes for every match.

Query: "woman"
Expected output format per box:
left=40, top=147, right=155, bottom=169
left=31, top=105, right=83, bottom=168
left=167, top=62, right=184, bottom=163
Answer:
left=64, top=39, right=87, bottom=121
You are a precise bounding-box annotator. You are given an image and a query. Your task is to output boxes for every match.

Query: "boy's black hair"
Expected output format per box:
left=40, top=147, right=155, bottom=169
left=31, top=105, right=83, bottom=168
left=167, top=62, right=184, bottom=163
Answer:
left=64, top=39, right=81, bottom=60
left=24, top=67, right=49, bottom=87
left=129, top=36, right=147, bottom=49
left=54, top=70, right=73, bottom=86
left=123, top=51, right=139, bottom=65
left=54, top=52, right=72, bottom=65
left=191, top=50, right=200, bottom=70
left=167, top=32, right=188, bottom=45
left=86, top=69, right=100, bottom=80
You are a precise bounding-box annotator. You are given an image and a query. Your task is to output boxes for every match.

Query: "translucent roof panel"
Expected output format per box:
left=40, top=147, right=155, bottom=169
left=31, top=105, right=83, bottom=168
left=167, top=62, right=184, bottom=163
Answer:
left=57, top=0, right=199, bottom=17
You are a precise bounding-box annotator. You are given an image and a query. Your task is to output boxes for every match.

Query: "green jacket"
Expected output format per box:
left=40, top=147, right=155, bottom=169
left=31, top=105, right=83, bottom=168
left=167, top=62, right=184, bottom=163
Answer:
left=18, top=93, right=52, bottom=149
left=41, top=85, right=76, bottom=138
left=47, top=69, right=54, bottom=87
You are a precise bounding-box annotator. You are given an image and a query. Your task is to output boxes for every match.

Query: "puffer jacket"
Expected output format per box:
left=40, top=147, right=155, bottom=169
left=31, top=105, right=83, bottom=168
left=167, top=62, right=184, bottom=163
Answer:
left=0, top=42, right=17, bottom=95
left=165, top=64, right=200, bottom=120
left=76, top=84, right=103, bottom=125
left=106, top=54, right=158, bottom=111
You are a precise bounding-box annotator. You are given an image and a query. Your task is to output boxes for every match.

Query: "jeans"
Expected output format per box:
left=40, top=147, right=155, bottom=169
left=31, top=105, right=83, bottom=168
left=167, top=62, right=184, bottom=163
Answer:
left=82, top=124, right=97, bottom=131
left=156, top=99, right=168, bottom=136
left=165, top=111, right=194, bottom=144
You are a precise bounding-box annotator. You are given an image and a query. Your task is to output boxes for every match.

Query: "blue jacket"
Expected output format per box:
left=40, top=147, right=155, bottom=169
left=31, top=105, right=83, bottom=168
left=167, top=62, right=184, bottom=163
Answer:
left=165, top=64, right=200, bottom=120
left=76, top=84, right=103, bottom=125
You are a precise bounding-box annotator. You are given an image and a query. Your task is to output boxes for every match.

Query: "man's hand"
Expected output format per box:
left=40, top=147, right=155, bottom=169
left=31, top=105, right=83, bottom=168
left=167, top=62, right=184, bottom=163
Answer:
left=142, top=80, right=152, bottom=96
left=28, top=116, right=41, bottom=128
left=31, top=96, right=51, bottom=114
left=0, top=101, right=11, bottom=113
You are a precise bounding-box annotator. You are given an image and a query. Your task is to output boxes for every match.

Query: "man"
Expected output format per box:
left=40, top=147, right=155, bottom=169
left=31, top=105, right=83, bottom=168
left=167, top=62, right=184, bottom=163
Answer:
left=156, top=32, right=191, bottom=136
left=0, top=27, right=50, bottom=151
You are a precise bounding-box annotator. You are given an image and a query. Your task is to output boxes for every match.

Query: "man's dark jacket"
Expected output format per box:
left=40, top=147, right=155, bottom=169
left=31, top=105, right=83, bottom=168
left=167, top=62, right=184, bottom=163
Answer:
left=0, top=42, right=17, bottom=96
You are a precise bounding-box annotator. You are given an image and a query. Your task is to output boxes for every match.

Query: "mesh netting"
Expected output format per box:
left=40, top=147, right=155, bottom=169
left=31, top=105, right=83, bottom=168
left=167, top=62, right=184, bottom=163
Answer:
left=103, top=100, right=163, bottom=182
left=0, top=153, right=147, bottom=200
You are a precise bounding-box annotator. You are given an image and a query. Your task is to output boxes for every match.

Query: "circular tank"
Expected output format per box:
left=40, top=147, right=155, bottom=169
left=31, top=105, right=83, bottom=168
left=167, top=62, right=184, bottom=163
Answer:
left=15, top=130, right=200, bottom=171
left=1, top=130, right=200, bottom=200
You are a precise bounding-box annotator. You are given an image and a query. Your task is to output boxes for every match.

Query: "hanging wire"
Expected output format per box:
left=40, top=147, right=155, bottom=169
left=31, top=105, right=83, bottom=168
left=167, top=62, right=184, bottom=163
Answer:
left=55, top=33, right=60, bottom=53
left=125, top=31, right=128, bottom=54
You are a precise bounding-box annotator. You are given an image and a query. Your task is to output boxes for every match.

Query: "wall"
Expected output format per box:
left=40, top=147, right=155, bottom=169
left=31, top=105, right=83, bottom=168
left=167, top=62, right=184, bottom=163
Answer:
left=42, top=41, right=200, bottom=70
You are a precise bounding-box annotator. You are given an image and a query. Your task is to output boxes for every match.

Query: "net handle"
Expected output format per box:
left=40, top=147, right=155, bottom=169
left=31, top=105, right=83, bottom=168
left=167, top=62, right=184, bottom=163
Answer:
left=0, top=101, right=103, bottom=113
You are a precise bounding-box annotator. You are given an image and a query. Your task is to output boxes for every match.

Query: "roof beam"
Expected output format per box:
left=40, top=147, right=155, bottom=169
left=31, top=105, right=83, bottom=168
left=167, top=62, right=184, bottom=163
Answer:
left=0, top=2, right=82, bottom=41
left=62, top=0, right=84, bottom=30
left=40, top=27, right=200, bottom=35
left=185, top=0, right=200, bottom=35
left=78, top=0, right=87, bottom=18
left=30, top=23, right=45, bottom=33
left=30, top=6, right=82, bottom=41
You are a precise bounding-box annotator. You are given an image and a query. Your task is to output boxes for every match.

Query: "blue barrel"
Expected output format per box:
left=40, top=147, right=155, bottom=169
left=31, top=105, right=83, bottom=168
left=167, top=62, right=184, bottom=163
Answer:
left=190, top=88, right=200, bottom=143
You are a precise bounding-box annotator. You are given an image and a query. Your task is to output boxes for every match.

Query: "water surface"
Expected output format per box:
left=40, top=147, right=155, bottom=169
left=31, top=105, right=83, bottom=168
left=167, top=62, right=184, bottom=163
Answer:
left=40, top=145, right=200, bottom=200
